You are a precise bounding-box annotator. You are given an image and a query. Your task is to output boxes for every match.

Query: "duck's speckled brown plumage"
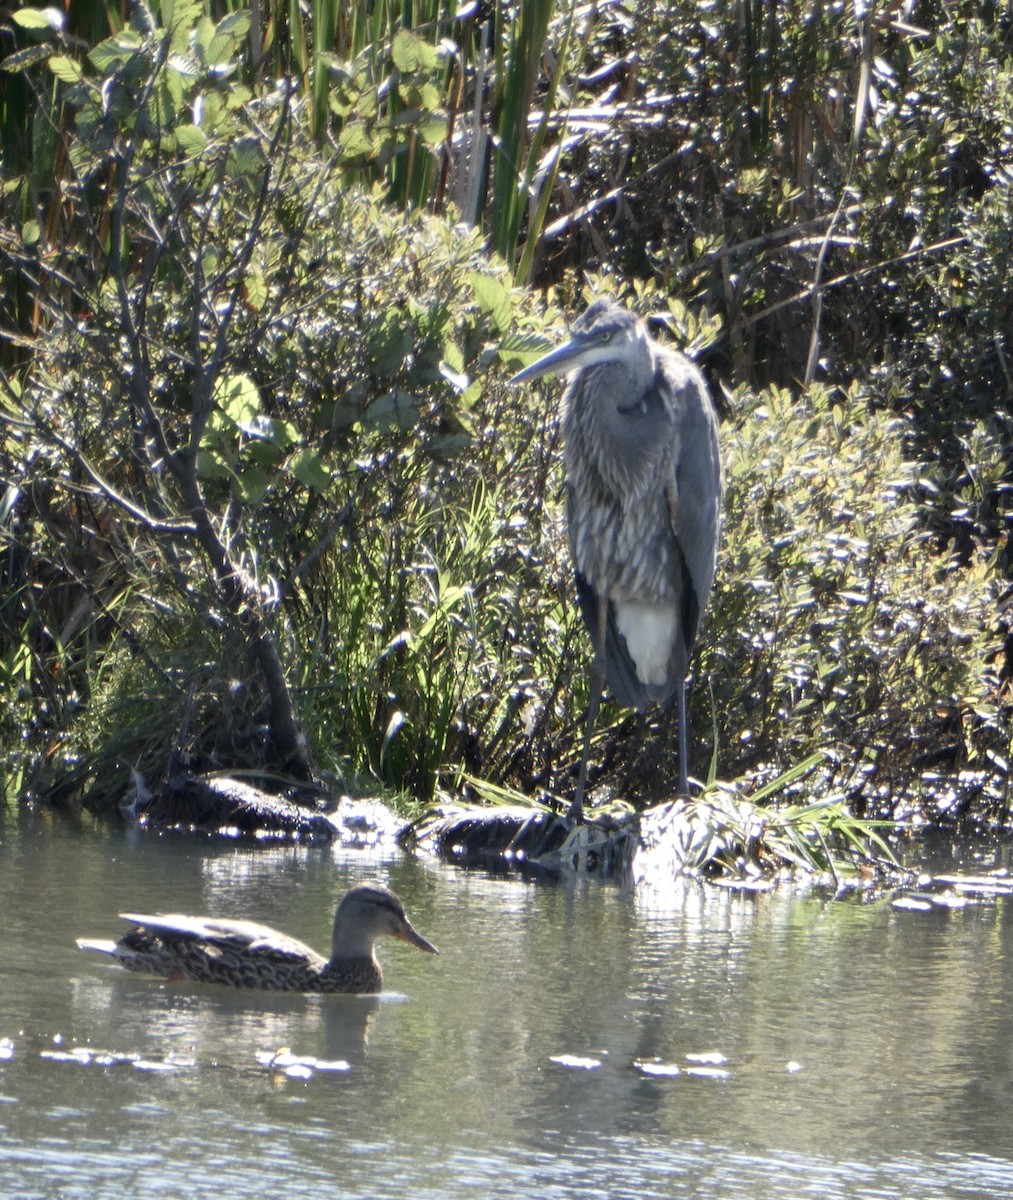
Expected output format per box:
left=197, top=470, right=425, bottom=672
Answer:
left=77, top=883, right=438, bottom=993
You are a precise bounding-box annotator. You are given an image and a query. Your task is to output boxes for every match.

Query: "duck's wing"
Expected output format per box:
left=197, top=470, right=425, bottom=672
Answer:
left=118, top=912, right=319, bottom=963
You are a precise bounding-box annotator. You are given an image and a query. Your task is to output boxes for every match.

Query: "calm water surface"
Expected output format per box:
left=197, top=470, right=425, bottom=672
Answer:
left=1, top=812, right=1013, bottom=1199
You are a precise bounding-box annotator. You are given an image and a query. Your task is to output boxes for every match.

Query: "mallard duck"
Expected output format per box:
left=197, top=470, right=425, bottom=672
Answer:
left=76, top=883, right=438, bottom=993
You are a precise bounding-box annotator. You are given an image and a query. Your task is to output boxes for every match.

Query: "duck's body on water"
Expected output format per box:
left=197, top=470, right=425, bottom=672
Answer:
left=77, top=883, right=438, bottom=993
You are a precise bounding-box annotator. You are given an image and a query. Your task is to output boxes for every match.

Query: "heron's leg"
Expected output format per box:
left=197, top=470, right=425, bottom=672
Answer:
left=571, top=685, right=602, bottom=823
left=571, top=595, right=608, bottom=822
left=675, top=674, right=690, bottom=797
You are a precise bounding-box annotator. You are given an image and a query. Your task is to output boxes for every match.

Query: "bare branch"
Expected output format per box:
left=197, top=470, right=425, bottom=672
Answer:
left=745, top=236, right=967, bottom=331
left=45, top=423, right=198, bottom=534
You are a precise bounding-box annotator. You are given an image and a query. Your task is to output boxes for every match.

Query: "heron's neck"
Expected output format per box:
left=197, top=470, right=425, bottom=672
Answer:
left=627, top=335, right=657, bottom=393
left=564, top=356, right=666, bottom=497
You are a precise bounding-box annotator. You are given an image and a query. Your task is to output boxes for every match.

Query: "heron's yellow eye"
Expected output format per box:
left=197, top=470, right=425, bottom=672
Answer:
left=600, top=331, right=613, bottom=344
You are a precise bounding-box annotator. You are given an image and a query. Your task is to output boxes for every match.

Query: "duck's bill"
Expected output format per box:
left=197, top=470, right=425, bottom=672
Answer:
left=396, top=923, right=439, bottom=956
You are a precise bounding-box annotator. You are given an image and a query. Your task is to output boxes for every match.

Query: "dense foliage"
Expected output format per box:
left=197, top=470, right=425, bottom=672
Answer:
left=0, top=0, right=1008, bottom=828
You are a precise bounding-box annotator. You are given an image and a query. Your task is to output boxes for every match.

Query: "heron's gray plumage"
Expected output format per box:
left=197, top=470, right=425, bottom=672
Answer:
left=510, top=298, right=722, bottom=816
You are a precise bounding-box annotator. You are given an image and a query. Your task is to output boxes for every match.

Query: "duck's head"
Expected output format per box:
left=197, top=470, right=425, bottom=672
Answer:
left=331, top=883, right=439, bottom=961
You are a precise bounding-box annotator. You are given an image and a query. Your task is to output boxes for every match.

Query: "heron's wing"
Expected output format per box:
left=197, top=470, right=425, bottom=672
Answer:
left=664, top=486, right=704, bottom=651
left=573, top=569, right=651, bottom=711
left=657, top=352, right=723, bottom=645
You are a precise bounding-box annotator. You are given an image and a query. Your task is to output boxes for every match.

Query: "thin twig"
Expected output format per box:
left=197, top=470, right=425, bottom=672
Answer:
left=745, top=235, right=966, bottom=329
left=803, top=9, right=871, bottom=387
left=40, top=422, right=198, bottom=534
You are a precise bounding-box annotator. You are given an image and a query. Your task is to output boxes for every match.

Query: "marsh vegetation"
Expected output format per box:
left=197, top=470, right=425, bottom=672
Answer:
left=0, top=0, right=1008, bottom=857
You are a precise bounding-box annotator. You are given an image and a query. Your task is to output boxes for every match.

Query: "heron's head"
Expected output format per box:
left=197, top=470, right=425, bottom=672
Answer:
left=509, top=299, right=653, bottom=387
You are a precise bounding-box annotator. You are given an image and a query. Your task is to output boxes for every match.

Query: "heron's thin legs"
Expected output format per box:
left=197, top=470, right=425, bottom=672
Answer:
left=571, top=680, right=602, bottom=822
left=570, top=595, right=608, bottom=822
left=675, top=674, right=690, bottom=797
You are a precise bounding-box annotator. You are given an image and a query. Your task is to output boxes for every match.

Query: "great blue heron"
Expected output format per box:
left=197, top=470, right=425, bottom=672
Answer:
left=510, top=298, right=723, bottom=821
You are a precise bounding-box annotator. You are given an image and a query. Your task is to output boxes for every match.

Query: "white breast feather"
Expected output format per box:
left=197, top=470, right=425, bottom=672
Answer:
left=614, top=601, right=677, bottom=687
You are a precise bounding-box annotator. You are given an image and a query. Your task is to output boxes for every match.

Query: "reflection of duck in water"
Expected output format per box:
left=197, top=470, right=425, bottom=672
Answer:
left=77, top=884, right=438, bottom=993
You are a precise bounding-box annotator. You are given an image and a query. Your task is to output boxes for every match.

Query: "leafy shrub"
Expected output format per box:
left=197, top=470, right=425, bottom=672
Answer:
left=706, top=379, right=1003, bottom=817
left=0, top=0, right=1007, bottom=830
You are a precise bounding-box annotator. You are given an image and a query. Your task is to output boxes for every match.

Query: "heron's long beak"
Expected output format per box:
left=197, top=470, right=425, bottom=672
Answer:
left=508, top=337, right=588, bottom=385
left=395, top=920, right=439, bottom=956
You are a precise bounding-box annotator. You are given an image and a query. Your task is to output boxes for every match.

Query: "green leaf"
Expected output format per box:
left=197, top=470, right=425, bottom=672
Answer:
left=441, top=340, right=464, bottom=373
left=1, top=44, right=52, bottom=73
left=497, top=331, right=552, bottom=363
left=243, top=270, right=268, bottom=313
left=175, top=123, right=208, bottom=155
left=240, top=413, right=296, bottom=448
left=228, top=136, right=266, bottom=177
left=391, top=29, right=437, bottom=74
left=21, top=219, right=41, bottom=247
left=206, top=11, right=251, bottom=64
left=367, top=317, right=413, bottom=376
left=236, top=465, right=271, bottom=505
left=337, top=120, right=372, bottom=159
left=88, top=32, right=143, bottom=75
left=196, top=447, right=232, bottom=479
left=468, top=272, right=512, bottom=333
left=390, top=31, right=415, bottom=72
left=12, top=8, right=62, bottom=31
left=160, top=65, right=185, bottom=116
left=194, top=15, right=216, bottom=55
left=289, top=448, right=331, bottom=493
left=160, top=0, right=203, bottom=53
left=47, top=55, right=83, bottom=84
left=418, top=111, right=448, bottom=147
left=459, top=381, right=482, bottom=410
left=364, top=389, right=418, bottom=430
left=214, top=373, right=260, bottom=426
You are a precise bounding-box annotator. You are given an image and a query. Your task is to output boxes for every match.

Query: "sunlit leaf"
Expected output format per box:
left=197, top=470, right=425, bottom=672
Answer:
left=417, top=111, right=448, bottom=146
left=47, top=55, right=83, bottom=84
left=206, top=11, right=251, bottom=64
left=242, top=270, right=267, bottom=313
left=214, top=373, right=260, bottom=426
left=1, top=44, right=52, bottom=72
left=175, top=123, right=208, bottom=155
left=241, top=414, right=296, bottom=449
left=236, top=465, right=271, bottom=505
left=196, top=447, right=231, bottom=479
left=438, top=361, right=469, bottom=392
left=12, top=7, right=63, bottom=31
left=337, top=121, right=372, bottom=159
left=468, top=272, right=511, bottom=333
left=497, top=331, right=552, bottom=363
left=391, top=29, right=437, bottom=73
left=289, top=449, right=331, bottom=494
left=88, top=32, right=143, bottom=74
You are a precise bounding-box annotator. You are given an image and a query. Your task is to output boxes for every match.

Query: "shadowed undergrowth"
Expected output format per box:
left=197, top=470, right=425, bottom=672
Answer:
left=0, top=0, right=1008, bottom=842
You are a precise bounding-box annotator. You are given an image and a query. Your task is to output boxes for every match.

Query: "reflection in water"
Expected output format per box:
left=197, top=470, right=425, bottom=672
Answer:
left=2, top=817, right=1013, bottom=1199
left=68, top=972, right=382, bottom=1070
